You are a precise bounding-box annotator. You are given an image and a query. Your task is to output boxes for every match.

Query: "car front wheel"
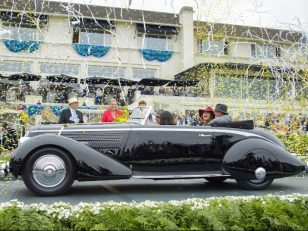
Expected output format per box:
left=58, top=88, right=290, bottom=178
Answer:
left=22, top=147, right=75, bottom=196
left=236, top=179, right=273, bottom=190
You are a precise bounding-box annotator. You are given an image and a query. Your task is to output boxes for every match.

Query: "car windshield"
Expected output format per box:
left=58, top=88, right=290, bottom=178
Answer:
left=128, top=106, right=152, bottom=125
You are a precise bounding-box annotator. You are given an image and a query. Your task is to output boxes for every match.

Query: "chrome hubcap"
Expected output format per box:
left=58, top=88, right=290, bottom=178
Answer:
left=32, top=155, right=66, bottom=188
left=251, top=167, right=266, bottom=183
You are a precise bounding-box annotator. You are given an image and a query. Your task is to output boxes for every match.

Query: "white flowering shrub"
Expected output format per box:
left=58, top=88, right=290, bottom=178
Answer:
left=0, top=194, right=308, bottom=230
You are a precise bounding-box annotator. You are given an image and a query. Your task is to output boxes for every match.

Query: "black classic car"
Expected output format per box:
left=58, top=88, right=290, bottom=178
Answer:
left=1, top=106, right=307, bottom=196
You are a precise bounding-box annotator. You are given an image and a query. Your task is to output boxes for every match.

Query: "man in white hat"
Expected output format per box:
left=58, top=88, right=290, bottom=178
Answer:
left=58, top=98, right=84, bottom=124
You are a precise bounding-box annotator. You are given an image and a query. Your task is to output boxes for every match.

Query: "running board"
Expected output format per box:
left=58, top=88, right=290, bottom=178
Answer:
left=132, top=172, right=230, bottom=179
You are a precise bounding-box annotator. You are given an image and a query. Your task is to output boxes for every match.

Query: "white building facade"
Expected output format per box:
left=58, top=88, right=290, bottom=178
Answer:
left=0, top=1, right=307, bottom=114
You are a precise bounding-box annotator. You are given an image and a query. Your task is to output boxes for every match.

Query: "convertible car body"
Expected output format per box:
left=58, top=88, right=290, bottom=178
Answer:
left=1, top=106, right=306, bottom=196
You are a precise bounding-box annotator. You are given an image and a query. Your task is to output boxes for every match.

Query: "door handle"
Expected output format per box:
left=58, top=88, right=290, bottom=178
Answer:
left=198, top=134, right=211, bottom=137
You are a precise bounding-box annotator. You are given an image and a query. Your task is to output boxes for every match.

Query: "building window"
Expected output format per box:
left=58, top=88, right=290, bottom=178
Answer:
left=136, top=23, right=176, bottom=51
left=138, top=34, right=173, bottom=50
left=1, top=12, right=47, bottom=41
left=133, top=68, right=156, bottom=79
left=213, top=74, right=305, bottom=100
left=197, top=39, right=227, bottom=55
left=73, top=28, right=112, bottom=46
left=40, top=63, right=80, bottom=75
left=251, top=44, right=256, bottom=58
left=71, top=18, right=114, bottom=46
left=87, top=66, right=126, bottom=78
left=246, top=77, right=269, bottom=100
left=251, top=44, right=278, bottom=58
left=214, top=74, right=243, bottom=99
left=2, top=23, right=45, bottom=41
left=0, top=61, right=31, bottom=73
left=214, top=74, right=270, bottom=100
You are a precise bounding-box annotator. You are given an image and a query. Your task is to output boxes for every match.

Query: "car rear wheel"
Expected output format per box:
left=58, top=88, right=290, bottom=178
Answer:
left=205, top=177, right=227, bottom=183
left=236, top=179, right=273, bottom=190
left=22, top=147, right=75, bottom=196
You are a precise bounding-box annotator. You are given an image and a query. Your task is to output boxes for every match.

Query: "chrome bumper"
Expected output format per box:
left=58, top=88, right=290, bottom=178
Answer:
left=0, top=161, right=10, bottom=178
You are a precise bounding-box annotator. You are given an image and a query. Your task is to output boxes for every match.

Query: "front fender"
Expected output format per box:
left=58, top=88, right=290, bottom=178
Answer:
left=222, top=138, right=305, bottom=180
left=10, top=134, right=132, bottom=180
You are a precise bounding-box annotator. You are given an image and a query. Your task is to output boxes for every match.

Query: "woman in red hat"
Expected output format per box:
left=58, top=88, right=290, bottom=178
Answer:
left=198, top=106, right=215, bottom=126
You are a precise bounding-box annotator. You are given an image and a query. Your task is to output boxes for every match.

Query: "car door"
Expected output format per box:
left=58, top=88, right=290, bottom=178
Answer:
left=132, top=126, right=214, bottom=172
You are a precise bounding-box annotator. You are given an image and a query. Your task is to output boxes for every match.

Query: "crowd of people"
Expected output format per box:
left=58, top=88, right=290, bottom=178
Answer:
left=0, top=81, right=206, bottom=106
left=0, top=83, right=34, bottom=102
left=0, top=83, right=79, bottom=104
left=139, top=85, right=204, bottom=97
left=263, top=113, right=308, bottom=134
left=34, top=95, right=307, bottom=135
left=171, top=110, right=308, bottom=134
left=58, top=98, right=233, bottom=127
left=1, top=97, right=307, bottom=152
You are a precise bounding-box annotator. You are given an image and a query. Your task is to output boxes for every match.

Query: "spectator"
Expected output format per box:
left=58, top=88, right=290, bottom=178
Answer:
left=0, top=122, right=18, bottom=150
left=115, top=89, right=121, bottom=104
left=127, top=86, right=134, bottom=105
left=58, top=98, right=84, bottom=124
left=208, top=104, right=232, bottom=125
left=264, top=113, right=273, bottom=128
left=95, top=88, right=103, bottom=105
left=159, top=86, right=165, bottom=95
left=101, top=99, right=122, bottom=122
left=159, top=111, right=176, bottom=125
left=199, top=106, right=215, bottom=126
left=46, top=86, right=56, bottom=103
left=139, top=100, right=154, bottom=122
left=155, top=110, right=164, bottom=125
left=138, top=100, right=146, bottom=107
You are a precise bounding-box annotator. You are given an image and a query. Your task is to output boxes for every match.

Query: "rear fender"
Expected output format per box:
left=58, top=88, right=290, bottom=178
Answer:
left=222, top=138, right=304, bottom=180
left=10, top=134, right=132, bottom=179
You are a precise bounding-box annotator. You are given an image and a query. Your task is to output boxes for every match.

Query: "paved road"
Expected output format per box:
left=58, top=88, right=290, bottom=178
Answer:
left=1, top=176, right=307, bottom=204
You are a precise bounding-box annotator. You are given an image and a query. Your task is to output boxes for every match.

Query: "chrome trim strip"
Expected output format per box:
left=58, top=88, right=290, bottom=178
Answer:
left=33, top=127, right=265, bottom=140
left=198, top=134, right=212, bottom=137
left=31, top=130, right=60, bottom=133
left=132, top=174, right=230, bottom=179
left=34, top=127, right=258, bottom=137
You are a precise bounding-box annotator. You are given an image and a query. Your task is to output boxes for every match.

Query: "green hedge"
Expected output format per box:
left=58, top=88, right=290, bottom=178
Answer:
left=278, top=134, right=308, bottom=160
left=1, top=195, right=308, bottom=230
